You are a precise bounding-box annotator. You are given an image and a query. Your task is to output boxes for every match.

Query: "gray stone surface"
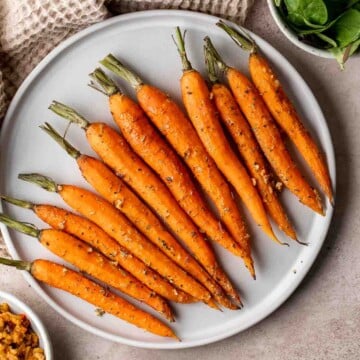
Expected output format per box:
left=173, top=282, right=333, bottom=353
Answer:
left=1, top=1, right=359, bottom=359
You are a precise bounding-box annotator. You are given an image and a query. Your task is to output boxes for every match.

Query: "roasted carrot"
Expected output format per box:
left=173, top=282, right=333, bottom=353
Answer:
left=0, top=213, right=173, bottom=320
left=18, top=174, right=213, bottom=304
left=0, top=195, right=192, bottom=304
left=169, top=28, right=282, bottom=247
left=89, top=69, right=252, bottom=284
left=205, top=37, right=324, bottom=215
left=0, top=257, right=177, bottom=338
left=217, top=21, right=333, bottom=204
left=48, top=102, right=241, bottom=305
left=204, top=43, right=298, bottom=242
left=98, top=59, right=255, bottom=279
left=39, top=122, right=237, bottom=310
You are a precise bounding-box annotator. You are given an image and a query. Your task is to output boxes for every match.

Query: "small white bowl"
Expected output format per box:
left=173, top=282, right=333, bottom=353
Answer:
left=0, top=290, right=53, bottom=359
left=267, top=0, right=333, bottom=58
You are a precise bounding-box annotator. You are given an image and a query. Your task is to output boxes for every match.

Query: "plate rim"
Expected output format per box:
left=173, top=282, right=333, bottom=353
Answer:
left=0, top=9, right=336, bottom=349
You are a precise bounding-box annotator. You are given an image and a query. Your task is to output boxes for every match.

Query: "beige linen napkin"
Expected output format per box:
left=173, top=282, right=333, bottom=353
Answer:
left=0, top=0, right=253, bottom=256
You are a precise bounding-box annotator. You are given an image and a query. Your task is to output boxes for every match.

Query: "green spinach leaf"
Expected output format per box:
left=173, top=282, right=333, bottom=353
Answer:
left=274, top=0, right=360, bottom=67
left=329, top=9, right=360, bottom=47
left=348, top=0, right=360, bottom=8
left=284, top=0, right=328, bottom=25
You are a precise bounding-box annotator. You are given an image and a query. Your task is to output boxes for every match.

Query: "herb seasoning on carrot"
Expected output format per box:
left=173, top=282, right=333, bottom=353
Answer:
left=48, top=102, right=240, bottom=305
left=38, top=122, right=237, bottom=310
left=1, top=195, right=192, bottom=304
left=0, top=257, right=178, bottom=338
left=204, top=39, right=299, bottom=242
left=217, top=20, right=333, bottom=205
left=18, top=174, right=213, bottom=304
left=89, top=68, right=252, bottom=288
left=205, top=34, right=324, bottom=215
left=0, top=213, right=174, bottom=320
left=98, top=56, right=256, bottom=279
left=171, top=28, right=282, bottom=246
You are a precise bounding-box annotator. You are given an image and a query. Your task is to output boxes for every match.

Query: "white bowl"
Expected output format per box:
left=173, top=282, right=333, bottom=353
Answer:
left=267, top=0, right=333, bottom=58
left=0, top=290, right=53, bottom=359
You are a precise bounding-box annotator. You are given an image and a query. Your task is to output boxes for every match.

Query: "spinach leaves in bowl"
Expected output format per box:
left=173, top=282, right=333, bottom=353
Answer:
left=275, top=0, right=360, bottom=67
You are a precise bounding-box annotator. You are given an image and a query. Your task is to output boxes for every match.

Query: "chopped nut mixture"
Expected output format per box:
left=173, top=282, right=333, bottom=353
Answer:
left=0, top=302, right=45, bottom=359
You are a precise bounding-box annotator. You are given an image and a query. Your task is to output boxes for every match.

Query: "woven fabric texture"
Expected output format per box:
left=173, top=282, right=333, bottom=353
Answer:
left=0, top=0, right=253, bottom=119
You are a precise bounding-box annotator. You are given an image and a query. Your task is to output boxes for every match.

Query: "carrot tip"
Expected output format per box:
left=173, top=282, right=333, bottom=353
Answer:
left=272, top=234, right=289, bottom=247
left=229, top=295, right=242, bottom=307
left=287, top=233, right=298, bottom=241
left=313, top=204, right=325, bottom=216
left=245, top=258, right=256, bottom=279
left=205, top=298, right=221, bottom=311
left=295, top=239, right=308, bottom=246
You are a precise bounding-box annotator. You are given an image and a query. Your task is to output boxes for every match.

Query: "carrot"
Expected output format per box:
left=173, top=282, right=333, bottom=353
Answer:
left=205, top=37, right=324, bottom=215
left=97, top=59, right=255, bottom=279
left=0, top=195, right=192, bottom=304
left=48, top=102, right=241, bottom=305
left=90, top=69, right=252, bottom=285
left=169, top=28, right=282, bottom=247
left=0, top=213, right=173, bottom=320
left=18, top=174, right=213, bottom=304
left=39, top=122, right=237, bottom=310
left=217, top=21, right=333, bottom=204
left=204, top=44, right=298, bottom=242
left=0, top=257, right=177, bottom=338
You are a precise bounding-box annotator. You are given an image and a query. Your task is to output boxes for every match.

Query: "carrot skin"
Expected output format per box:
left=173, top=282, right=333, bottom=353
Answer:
left=38, top=229, right=173, bottom=320
left=180, top=70, right=279, bottom=245
left=76, top=155, right=236, bottom=309
left=249, top=53, right=333, bottom=204
left=35, top=204, right=191, bottom=303
left=109, top=93, right=249, bottom=278
left=31, top=259, right=177, bottom=338
left=226, top=67, right=324, bottom=215
left=136, top=85, right=254, bottom=276
left=57, top=184, right=212, bottom=303
left=85, top=123, right=241, bottom=304
left=212, top=83, right=297, bottom=240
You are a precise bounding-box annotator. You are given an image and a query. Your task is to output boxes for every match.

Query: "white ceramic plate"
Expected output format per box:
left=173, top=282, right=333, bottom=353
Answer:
left=0, top=10, right=335, bottom=349
left=0, top=290, right=53, bottom=358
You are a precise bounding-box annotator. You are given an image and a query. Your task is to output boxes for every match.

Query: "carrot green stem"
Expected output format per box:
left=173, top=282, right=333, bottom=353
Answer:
left=204, top=41, right=220, bottom=85
left=203, top=36, right=229, bottom=74
left=216, top=20, right=257, bottom=53
left=100, top=54, right=143, bottom=89
left=49, top=101, right=89, bottom=130
left=0, top=195, right=35, bottom=210
left=0, top=213, right=39, bottom=238
left=173, top=27, right=192, bottom=72
left=0, top=257, right=32, bottom=271
left=89, top=68, right=120, bottom=97
left=40, top=122, right=80, bottom=160
left=18, top=174, right=58, bottom=193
